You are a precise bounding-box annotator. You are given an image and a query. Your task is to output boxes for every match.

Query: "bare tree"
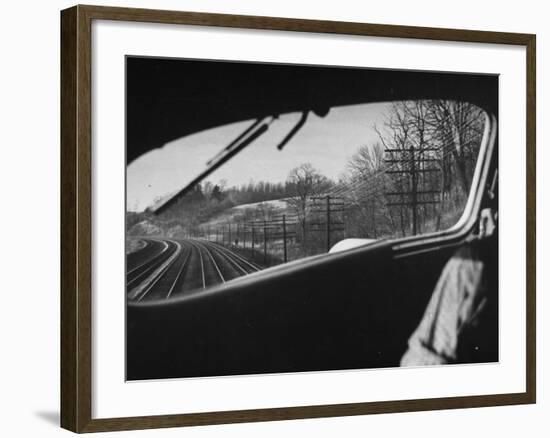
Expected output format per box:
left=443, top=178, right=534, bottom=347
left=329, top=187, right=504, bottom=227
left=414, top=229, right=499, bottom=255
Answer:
left=344, top=142, right=388, bottom=238
left=426, top=100, right=484, bottom=197
left=374, top=102, right=420, bottom=236
left=375, top=100, right=485, bottom=235
left=286, top=163, right=331, bottom=249
left=346, top=142, right=385, bottom=178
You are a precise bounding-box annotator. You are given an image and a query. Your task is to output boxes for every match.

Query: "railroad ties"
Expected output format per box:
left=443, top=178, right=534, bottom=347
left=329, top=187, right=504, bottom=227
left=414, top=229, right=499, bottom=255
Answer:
left=126, top=237, right=260, bottom=303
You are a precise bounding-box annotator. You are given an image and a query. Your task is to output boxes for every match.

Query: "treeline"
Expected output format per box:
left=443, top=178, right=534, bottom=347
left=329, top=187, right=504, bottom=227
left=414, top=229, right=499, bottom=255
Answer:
left=224, top=181, right=288, bottom=205
left=129, top=178, right=307, bottom=236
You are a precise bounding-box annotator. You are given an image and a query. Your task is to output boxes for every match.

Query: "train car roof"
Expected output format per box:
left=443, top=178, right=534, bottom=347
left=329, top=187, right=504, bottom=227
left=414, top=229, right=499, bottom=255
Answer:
left=126, top=56, right=498, bottom=165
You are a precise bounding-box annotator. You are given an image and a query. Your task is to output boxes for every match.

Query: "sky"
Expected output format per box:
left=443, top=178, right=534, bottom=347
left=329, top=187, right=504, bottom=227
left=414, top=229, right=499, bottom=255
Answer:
left=127, top=102, right=390, bottom=211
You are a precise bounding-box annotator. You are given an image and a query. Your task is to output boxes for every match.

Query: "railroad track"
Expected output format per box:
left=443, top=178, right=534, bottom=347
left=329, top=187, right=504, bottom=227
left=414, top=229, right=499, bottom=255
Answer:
left=126, top=238, right=165, bottom=272
left=126, top=238, right=261, bottom=302
left=126, top=239, right=179, bottom=291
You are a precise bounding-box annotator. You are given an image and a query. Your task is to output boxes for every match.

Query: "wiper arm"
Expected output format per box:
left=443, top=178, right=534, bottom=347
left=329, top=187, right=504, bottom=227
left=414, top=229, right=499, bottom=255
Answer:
left=151, top=109, right=310, bottom=215
left=276, top=110, right=308, bottom=150
left=151, top=117, right=271, bottom=215
left=203, top=119, right=269, bottom=171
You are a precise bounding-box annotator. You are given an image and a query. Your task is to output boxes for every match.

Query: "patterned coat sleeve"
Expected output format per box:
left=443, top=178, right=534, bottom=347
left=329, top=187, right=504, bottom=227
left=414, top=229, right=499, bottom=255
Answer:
left=400, top=242, right=496, bottom=366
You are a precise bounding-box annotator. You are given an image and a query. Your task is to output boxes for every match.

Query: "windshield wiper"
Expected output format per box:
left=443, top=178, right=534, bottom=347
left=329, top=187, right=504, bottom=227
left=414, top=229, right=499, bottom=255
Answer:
left=206, top=118, right=263, bottom=166
left=151, top=117, right=272, bottom=214
left=276, top=110, right=308, bottom=150
left=150, top=109, right=313, bottom=215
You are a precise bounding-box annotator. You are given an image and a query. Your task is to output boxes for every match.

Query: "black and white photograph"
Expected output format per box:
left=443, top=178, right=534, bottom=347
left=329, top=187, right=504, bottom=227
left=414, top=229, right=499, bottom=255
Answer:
left=125, top=56, right=499, bottom=381
left=1, top=0, right=543, bottom=434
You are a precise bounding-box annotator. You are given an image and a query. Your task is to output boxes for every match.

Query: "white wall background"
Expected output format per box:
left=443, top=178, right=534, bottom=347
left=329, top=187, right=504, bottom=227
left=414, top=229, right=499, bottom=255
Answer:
left=0, top=0, right=546, bottom=436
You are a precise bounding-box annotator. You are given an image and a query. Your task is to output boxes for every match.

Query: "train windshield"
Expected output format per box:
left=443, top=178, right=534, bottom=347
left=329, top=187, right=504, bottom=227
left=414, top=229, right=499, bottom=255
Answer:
left=126, top=99, right=487, bottom=301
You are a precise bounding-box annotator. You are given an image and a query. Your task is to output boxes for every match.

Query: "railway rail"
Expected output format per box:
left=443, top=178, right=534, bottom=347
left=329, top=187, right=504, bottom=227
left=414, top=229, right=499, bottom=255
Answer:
left=126, top=238, right=261, bottom=302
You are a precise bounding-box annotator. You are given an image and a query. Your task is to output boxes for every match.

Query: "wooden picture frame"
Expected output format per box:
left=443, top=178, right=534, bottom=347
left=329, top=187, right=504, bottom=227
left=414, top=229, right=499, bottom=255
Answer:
left=61, top=4, right=536, bottom=433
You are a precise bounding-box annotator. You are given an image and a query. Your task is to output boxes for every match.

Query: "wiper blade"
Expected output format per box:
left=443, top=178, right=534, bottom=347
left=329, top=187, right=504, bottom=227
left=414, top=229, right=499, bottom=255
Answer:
left=206, top=118, right=262, bottom=166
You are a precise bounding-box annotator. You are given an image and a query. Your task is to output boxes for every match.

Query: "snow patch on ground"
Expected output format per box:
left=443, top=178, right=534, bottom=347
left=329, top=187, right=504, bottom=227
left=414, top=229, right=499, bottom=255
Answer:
left=231, top=198, right=289, bottom=211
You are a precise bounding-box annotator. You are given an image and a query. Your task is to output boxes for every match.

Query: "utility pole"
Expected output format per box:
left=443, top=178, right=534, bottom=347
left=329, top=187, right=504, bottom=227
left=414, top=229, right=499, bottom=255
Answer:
left=325, top=195, right=331, bottom=252
left=371, top=196, right=377, bottom=238
left=410, top=145, right=418, bottom=235
left=309, top=195, right=345, bottom=253
left=282, top=214, right=287, bottom=263
left=384, top=145, right=441, bottom=236
left=263, top=219, right=267, bottom=265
